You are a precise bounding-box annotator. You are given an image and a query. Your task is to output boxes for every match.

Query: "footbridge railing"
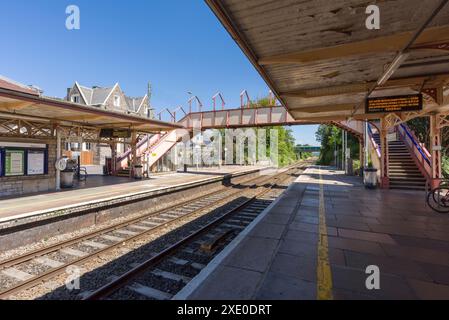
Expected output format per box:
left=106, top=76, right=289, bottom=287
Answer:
left=397, top=123, right=432, bottom=180
left=368, top=124, right=381, bottom=159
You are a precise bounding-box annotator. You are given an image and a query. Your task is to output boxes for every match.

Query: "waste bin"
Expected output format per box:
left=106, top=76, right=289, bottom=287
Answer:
left=60, top=158, right=78, bottom=188
left=363, top=167, right=378, bottom=189
left=134, top=165, right=143, bottom=179
left=61, top=171, right=75, bottom=188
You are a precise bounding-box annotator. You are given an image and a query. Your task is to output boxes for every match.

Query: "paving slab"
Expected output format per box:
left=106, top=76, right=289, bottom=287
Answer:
left=183, top=166, right=449, bottom=300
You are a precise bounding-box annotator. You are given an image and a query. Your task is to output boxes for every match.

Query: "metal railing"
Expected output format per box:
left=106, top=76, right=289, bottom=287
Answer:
left=398, top=123, right=431, bottom=179
left=116, top=134, right=150, bottom=163
left=367, top=123, right=381, bottom=158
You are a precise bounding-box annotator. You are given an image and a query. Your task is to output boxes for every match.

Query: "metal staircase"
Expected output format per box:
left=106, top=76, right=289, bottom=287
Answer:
left=368, top=123, right=429, bottom=190
left=388, top=139, right=426, bottom=190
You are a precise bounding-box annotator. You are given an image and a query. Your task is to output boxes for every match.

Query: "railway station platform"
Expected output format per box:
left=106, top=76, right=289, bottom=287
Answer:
left=177, top=166, right=449, bottom=300
left=0, top=165, right=267, bottom=234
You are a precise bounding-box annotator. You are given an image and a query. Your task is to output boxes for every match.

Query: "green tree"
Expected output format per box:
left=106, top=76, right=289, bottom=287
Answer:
left=407, top=117, right=449, bottom=178
left=250, top=97, right=297, bottom=167
left=315, top=124, right=359, bottom=165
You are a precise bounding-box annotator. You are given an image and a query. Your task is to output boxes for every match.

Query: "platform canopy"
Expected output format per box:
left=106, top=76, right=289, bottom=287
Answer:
left=206, top=0, right=449, bottom=122
left=0, top=86, right=181, bottom=133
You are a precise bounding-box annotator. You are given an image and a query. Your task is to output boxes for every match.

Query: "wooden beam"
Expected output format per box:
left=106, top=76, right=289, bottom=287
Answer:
left=288, top=114, right=349, bottom=122
left=58, top=114, right=106, bottom=121
left=289, top=104, right=354, bottom=113
left=0, top=101, right=35, bottom=110
left=0, top=136, right=55, bottom=143
left=282, top=74, right=449, bottom=98
left=259, top=26, right=449, bottom=65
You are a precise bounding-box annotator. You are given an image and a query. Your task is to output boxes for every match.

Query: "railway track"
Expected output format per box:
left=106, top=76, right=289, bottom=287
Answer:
left=0, top=162, right=309, bottom=300
left=85, top=163, right=308, bottom=300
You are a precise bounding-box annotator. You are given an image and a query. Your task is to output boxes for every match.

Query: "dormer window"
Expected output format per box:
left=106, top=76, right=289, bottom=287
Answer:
left=71, top=94, right=80, bottom=103
left=113, top=95, right=120, bottom=107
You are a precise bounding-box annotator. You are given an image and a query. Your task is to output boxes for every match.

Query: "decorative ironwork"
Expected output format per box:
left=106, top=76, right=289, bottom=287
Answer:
left=437, top=113, right=449, bottom=130
left=0, top=118, right=53, bottom=139
left=422, top=88, right=438, bottom=103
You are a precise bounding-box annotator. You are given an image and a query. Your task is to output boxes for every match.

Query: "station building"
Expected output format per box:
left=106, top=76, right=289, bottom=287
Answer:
left=0, top=75, right=180, bottom=197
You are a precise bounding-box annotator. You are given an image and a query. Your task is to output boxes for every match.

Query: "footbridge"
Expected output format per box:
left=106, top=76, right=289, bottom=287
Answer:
left=116, top=102, right=365, bottom=177
left=116, top=95, right=444, bottom=192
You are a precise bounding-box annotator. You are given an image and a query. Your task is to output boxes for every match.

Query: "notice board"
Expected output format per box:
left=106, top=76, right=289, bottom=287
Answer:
left=365, top=94, right=422, bottom=114
left=5, top=149, right=25, bottom=176
left=27, top=150, right=45, bottom=175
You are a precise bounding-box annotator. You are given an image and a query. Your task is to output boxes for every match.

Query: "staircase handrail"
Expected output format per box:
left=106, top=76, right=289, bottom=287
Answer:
left=398, top=123, right=432, bottom=180
left=143, top=131, right=173, bottom=156
left=399, top=124, right=431, bottom=166
left=116, top=134, right=150, bottom=163
left=401, top=123, right=431, bottom=159
left=367, top=124, right=381, bottom=158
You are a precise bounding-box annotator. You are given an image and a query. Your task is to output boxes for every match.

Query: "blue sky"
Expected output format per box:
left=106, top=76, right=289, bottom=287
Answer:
left=0, top=0, right=318, bottom=145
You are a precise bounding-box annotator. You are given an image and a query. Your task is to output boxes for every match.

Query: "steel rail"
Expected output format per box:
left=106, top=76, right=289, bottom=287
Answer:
left=0, top=170, right=269, bottom=270
left=0, top=164, right=303, bottom=299
left=84, top=164, right=306, bottom=300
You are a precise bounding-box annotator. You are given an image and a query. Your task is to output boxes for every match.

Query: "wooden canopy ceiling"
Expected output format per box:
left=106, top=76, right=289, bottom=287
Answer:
left=0, top=88, right=181, bottom=133
left=206, top=0, right=449, bottom=121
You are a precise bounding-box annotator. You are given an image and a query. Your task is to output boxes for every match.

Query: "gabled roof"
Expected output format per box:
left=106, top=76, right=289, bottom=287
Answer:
left=0, top=75, right=40, bottom=96
left=74, top=82, right=116, bottom=106
left=73, top=82, right=147, bottom=113
left=91, top=85, right=115, bottom=105
left=77, top=84, right=93, bottom=104
left=125, top=95, right=147, bottom=113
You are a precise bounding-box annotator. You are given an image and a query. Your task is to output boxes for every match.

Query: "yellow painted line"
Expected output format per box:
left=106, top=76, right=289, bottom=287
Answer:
left=317, top=166, right=333, bottom=300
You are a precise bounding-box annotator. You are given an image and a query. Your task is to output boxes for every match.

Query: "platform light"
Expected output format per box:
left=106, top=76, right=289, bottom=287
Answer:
left=377, top=53, right=410, bottom=86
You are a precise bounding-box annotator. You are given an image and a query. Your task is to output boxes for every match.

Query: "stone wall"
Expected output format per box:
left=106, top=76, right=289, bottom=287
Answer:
left=0, top=139, right=57, bottom=198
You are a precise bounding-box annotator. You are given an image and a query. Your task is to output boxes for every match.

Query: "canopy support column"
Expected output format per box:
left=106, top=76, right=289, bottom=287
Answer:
left=130, top=130, right=137, bottom=178
left=380, top=118, right=390, bottom=188
left=111, top=140, right=117, bottom=176
left=359, top=137, right=364, bottom=176
left=430, top=113, right=442, bottom=189
left=55, top=126, right=61, bottom=191
left=341, top=130, right=345, bottom=171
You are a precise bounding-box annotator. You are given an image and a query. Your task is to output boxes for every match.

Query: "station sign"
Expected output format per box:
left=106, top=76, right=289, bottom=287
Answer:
left=100, top=128, right=131, bottom=138
left=365, top=94, right=422, bottom=114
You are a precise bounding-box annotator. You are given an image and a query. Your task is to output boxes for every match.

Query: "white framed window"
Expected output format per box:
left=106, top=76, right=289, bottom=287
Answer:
left=84, top=142, right=92, bottom=151
left=71, top=94, right=80, bottom=103
left=70, top=142, right=80, bottom=150
left=113, top=95, right=121, bottom=107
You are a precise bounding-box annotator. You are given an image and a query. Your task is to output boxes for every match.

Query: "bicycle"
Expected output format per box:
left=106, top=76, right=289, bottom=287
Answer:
left=426, top=180, right=449, bottom=213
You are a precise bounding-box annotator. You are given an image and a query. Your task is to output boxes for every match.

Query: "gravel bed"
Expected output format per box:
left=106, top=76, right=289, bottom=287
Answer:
left=157, top=260, right=201, bottom=278
left=90, top=236, right=114, bottom=245
left=15, top=260, right=51, bottom=276
left=7, top=169, right=301, bottom=300
left=109, top=286, right=155, bottom=300
left=47, top=252, right=75, bottom=264
left=0, top=181, right=237, bottom=264
left=175, top=251, right=212, bottom=265
left=0, top=275, right=20, bottom=292
left=72, top=243, right=98, bottom=255
left=136, top=272, right=185, bottom=295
